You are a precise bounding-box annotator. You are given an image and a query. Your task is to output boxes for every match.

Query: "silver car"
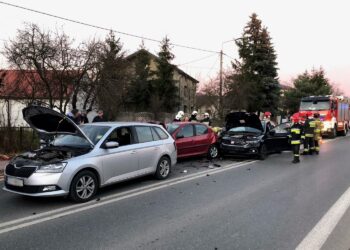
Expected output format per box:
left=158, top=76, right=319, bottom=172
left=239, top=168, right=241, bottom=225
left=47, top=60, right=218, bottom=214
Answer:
left=3, top=105, right=177, bottom=202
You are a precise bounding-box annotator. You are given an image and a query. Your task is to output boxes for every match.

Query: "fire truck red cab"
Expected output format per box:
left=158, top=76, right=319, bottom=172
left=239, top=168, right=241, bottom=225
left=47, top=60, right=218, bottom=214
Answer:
left=298, top=95, right=350, bottom=138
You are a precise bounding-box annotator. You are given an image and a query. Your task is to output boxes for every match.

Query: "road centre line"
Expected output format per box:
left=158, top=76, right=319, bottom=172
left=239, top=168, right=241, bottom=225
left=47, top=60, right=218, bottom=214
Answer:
left=0, top=160, right=255, bottom=234
left=296, top=185, right=350, bottom=249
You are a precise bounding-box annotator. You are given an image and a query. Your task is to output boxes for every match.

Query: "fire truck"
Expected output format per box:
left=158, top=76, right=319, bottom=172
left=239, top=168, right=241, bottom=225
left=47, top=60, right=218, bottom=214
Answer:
left=298, top=95, right=350, bottom=138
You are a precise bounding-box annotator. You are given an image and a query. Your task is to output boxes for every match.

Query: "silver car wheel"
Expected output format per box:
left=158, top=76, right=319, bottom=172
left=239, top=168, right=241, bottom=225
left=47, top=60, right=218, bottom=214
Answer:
left=76, top=176, right=95, bottom=200
left=210, top=146, right=218, bottom=158
left=159, top=159, right=170, bottom=177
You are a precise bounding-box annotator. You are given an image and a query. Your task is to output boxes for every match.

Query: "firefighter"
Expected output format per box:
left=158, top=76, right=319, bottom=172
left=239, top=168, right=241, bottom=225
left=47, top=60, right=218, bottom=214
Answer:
left=313, top=112, right=323, bottom=155
left=290, top=114, right=303, bottom=163
left=303, top=111, right=316, bottom=155
left=173, top=114, right=182, bottom=122
left=201, top=113, right=212, bottom=126
left=189, top=111, right=198, bottom=122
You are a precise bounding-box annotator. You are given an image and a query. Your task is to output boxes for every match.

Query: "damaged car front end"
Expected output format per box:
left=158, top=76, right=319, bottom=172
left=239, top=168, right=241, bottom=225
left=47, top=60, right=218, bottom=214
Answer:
left=3, top=105, right=109, bottom=201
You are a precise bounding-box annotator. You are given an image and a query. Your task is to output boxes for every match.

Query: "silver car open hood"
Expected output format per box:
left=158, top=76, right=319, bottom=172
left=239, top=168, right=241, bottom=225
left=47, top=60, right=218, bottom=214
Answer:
left=22, top=105, right=94, bottom=147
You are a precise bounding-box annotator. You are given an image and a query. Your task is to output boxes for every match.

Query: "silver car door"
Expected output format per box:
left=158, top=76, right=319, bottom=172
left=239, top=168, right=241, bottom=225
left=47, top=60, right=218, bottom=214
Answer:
left=134, top=126, right=162, bottom=170
left=101, top=127, right=139, bottom=183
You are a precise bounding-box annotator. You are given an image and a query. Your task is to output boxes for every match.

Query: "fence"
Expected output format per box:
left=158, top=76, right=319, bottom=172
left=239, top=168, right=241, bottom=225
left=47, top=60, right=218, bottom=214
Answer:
left=0, top=127, right=39, bottom=153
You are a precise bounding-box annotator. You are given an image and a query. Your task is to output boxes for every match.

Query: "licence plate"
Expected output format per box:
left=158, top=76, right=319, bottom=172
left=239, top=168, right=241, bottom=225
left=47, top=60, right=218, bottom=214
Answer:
left=7, top=176, right=24, bottom=187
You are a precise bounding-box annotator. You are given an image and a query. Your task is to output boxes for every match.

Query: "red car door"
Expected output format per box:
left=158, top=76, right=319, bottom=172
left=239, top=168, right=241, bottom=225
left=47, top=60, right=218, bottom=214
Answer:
left=193, top=124, right=212, bottom=155
left=174, top=124, right=195, bottom=158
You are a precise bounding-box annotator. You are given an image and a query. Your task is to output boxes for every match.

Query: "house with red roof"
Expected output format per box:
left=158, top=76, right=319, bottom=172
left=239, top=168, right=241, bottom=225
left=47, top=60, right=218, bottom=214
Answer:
left=0, top=70, right=72, bottom=127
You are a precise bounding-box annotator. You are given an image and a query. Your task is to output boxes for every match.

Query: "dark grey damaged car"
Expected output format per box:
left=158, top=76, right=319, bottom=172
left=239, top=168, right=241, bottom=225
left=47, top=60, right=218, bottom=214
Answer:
left=219, top=112, right=292, bottom=160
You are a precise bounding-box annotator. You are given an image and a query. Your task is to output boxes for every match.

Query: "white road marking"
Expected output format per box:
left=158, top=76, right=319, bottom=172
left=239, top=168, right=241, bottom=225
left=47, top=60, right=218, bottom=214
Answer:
left=0, top=160, right=256, bottom=234
left=296, top=185, right=350, bottom=250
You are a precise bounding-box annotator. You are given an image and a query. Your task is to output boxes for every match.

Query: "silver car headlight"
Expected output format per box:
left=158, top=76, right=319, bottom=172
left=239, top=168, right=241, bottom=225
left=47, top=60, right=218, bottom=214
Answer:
left=36, top=162, right=67, bottom=173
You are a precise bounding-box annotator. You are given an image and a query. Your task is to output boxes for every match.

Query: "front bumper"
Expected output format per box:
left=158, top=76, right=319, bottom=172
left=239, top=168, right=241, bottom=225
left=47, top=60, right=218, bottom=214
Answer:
left=3, top=172, right=69, bottom=197
left=3, top=186, right=68, bottom=197
left=220, top=143, right=259, bottom=155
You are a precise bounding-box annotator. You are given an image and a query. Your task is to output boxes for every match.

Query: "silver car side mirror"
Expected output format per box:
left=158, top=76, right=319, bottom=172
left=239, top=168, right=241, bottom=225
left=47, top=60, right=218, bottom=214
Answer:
left=104, top=141, right=119, bottom=149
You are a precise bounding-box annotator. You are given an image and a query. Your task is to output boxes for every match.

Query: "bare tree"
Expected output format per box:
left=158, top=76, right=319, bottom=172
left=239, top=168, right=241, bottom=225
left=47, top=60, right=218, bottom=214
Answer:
left=4, top=23, right=101, bottom=114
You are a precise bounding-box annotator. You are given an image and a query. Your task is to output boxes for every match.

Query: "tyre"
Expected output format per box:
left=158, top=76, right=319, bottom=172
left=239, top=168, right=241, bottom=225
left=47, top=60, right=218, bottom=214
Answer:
left=155, top=156, right=171, bottom=180
left=69, top=170, right=98, bottom=203
left=207, top=144, right=219, bottom=159
left=329, top=125, right=337, bottom=138
left=259, top=144, right=268, bottom=160
left=340, top=125, right=348, bottom=136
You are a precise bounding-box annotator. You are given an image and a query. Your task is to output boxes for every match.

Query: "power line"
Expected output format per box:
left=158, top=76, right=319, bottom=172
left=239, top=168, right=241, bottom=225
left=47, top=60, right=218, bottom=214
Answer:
left=0, top=1, right=219, bottom=54
left=177, top=54, right=217, bottom=66
left=223, top=53, right=235, bottom=61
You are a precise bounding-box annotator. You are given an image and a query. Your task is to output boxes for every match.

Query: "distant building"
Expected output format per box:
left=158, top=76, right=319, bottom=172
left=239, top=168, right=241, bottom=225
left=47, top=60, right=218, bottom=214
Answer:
left=126, top=49, right=199, bottom=113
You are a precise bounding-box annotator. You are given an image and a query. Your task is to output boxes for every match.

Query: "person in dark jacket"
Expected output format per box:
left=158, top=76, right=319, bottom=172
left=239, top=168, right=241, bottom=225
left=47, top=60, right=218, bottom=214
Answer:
left=80, top=110, right=89, bottom=124
left=92, top=110, right=106, bottom=123
left=290, top=114, right=303, bottom=163
left=67, top=109, right=80, bottom=124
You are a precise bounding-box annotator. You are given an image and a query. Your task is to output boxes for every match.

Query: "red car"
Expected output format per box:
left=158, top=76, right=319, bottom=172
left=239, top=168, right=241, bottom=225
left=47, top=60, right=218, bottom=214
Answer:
left=166, top=122, right=218, bottom=159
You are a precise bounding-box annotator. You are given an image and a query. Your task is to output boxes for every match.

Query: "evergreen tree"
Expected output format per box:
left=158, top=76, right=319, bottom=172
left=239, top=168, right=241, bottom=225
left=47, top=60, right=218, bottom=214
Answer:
left=97, top=31, right=128, bottom=119
left=128, top=46, right=152, bottom=111
left=283, top=68, right=333, bottom=114
left=151, top=36, right=178, bottom=113
left=231, top=13, right=280, bottom=113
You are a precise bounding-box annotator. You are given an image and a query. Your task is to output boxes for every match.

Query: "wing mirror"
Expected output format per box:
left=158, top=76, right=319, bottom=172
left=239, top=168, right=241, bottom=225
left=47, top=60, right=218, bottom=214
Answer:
left=104, top=141, right=119, bottom=149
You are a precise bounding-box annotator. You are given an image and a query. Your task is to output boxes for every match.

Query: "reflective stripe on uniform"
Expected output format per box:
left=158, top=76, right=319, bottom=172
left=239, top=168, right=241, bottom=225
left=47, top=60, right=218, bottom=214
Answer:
left=305, top=134, right=314, bottom=137
left=311, top=147, right=315, bottom=150
left=291, top=128, right=301, bottom=134
left=291, top=140, right=301, bottom=144
left=294, top=154, right=300, bottom=157
left=315, top=147, right=320, bottom=151
left=304, top=149, right=309, bottom=152
left=310, top=121, right=316, bottom=127
left=315, top=129, right=321, bottom=133
left=301, top=135, right=306, bottom=139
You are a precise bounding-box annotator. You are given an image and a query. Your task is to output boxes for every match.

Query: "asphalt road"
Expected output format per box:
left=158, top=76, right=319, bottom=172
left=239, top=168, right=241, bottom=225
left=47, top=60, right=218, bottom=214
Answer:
left=1, top=137, right=350, bottom=249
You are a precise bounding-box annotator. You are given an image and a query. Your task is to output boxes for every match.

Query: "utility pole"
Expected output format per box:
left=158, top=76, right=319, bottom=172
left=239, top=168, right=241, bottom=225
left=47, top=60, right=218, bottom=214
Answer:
left=219, top=50, right=223, bottom=119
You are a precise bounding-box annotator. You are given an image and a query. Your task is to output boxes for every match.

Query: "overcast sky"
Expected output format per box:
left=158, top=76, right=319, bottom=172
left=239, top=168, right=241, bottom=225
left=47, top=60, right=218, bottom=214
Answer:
left=1, top=0, right=349, bottom=94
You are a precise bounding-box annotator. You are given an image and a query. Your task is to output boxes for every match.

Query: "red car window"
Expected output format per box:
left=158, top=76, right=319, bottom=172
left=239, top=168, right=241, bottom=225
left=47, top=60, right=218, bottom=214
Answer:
left=194, top=124, right=208, bottom=135
left=177, top=125, right=194, bottom=138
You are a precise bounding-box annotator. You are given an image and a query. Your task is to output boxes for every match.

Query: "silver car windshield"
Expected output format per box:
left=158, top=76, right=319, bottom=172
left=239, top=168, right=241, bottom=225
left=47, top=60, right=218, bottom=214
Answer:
left=52, top=125, right=111, bottom=147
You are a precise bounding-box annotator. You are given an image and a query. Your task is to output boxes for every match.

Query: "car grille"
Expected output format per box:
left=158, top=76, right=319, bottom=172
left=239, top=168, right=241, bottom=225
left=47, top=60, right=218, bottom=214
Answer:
left=5, top=164, right=37, bottom=178
left=222, top=139, right=247, bottom=146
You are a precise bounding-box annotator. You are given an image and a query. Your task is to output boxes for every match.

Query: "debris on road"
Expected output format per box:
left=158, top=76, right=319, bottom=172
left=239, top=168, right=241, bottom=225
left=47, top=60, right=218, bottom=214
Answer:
left=181, top=170, right=188, bottom=174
